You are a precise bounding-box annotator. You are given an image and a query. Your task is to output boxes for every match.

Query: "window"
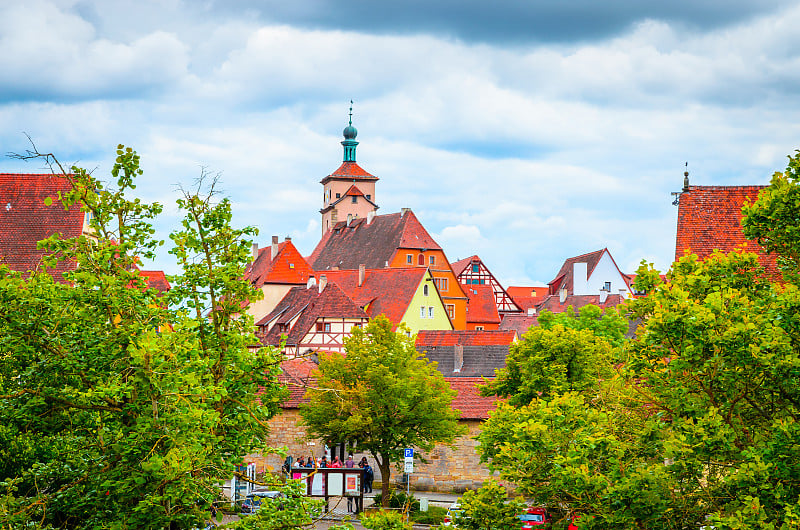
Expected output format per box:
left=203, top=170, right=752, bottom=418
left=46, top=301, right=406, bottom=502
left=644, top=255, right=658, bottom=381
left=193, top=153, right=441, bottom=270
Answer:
left=472, top=264, right=480, bottom=273
left=418, top=254, right=424, bottom=266
left=324, top=323, right=331, bottom=332
left=446, top=304, right=455, bottom=319
left=336, top=193, right=341, bottom=199
left=475, top=326, right=484, bottom=331
left=420, top=306, right=426, bottom=319
left=428, top=307, right=434, bottom=318
left=603, top=281, right=611, bottom=291
left=351, top=195, right=357, bottom=204
left=434, top=277, right=448, bottom=292
left=423, top=284, right=429, bottom=296
left=406, top=254, right=413, bottom=264
left=317, top=322, right=331, bottom=332
left=316, top=323, right=323, bottom=332
left=429, top=255, right=435, bottom=265
left=366, top=194, right=371, bottom=200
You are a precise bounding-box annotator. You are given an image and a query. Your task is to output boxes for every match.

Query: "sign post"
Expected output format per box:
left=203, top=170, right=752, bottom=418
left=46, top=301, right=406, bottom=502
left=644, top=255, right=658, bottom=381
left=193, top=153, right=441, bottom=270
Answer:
left=403, top=448, right=414, bottom=521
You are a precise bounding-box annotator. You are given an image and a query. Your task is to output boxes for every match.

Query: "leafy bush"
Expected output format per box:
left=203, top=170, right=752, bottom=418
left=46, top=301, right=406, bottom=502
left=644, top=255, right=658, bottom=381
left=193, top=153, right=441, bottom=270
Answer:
left=411, top=505, right=446, bottom=525
left=371, top=490, right=419, bottom=512
left=360, top=510, right=412, bottom=530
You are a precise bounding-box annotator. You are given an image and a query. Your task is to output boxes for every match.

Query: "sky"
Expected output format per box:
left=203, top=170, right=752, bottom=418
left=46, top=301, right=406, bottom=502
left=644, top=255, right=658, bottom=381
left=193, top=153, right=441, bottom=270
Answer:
left=2, top=0, right=800, bottom=286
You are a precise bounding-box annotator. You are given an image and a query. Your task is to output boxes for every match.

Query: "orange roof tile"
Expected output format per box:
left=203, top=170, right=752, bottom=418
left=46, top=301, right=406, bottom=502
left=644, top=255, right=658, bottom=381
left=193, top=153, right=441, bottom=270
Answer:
left=451, top=255, right=480, bottom=276
left=320, top=161, right=378, bottom=183
left=675, top=185, right=779, bottom=278
left=0, top=173, right=85, bottom=280
left=446, top=377, right=501, bottom=419
left=416, top=330, right=516, bottom=347
left=323, top=267, right=429, bottom=327
left=246, top=239, right=314, bottom=286
left=464, top=284, right=501, bottom=324
left=138, top=270, right=171, bottom=293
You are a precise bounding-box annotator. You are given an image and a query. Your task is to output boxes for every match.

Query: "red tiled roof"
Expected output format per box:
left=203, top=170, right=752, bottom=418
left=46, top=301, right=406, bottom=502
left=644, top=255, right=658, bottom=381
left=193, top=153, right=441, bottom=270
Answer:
left=309, top=210, right=442, bottom=270
left=320, top=162, right=378, bottom=183
left=0, top=173, right=85, bottom=279
left=507, top=286, right=549, bottom=299
left=246, top=240, right=314, bottom=286
left=464, top=284, right=501, bottom=324
left=416, top=330, right=516, bottom=347
left=446, top=377, right=500, bottom=420
left=510, top=295, right=544, bottom=312
left=548, top=249, right=607, bottom=295
left=138, top=270, right=171, bottom=293
left=323, top=267, right=429, bottom=328
left=675, top=185, right=779, bottom=278
left=498, top=313, right=538, bottom=336
left=256, top=282, right=367, bottom=346
left=451, top=255, right=480, bottom=276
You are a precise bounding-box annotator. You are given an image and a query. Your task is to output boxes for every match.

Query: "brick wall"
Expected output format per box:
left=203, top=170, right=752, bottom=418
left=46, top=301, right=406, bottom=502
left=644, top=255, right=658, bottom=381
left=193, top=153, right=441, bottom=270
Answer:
left=247, top=410, right=499, bottom=493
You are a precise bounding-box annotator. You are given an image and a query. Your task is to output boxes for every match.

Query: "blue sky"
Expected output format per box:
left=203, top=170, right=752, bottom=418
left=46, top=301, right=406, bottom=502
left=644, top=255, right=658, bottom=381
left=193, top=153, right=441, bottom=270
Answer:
left=2, top=0, right=799, bottom=286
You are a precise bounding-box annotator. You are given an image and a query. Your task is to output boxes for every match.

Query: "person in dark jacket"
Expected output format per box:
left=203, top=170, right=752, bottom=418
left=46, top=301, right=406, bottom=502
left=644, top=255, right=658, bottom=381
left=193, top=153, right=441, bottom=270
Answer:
left=363, top=463, right=374, bottom=493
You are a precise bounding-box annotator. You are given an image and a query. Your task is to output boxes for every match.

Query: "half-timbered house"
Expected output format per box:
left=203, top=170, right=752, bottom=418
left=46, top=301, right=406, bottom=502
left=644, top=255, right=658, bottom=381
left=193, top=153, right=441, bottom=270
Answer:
left=452, top=255, right=522, bottom=316
left=256, top=277, right=369, bottom=357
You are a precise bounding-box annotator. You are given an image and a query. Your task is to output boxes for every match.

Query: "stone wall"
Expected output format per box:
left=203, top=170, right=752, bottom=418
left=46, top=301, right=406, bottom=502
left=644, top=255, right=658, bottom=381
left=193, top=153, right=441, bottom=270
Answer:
left=246, top=409, right=498, bottom=493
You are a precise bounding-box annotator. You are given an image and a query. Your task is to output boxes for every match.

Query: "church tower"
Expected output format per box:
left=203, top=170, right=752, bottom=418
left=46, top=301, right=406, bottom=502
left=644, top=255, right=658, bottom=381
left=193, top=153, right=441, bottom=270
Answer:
left=320, top=104, right=379, bottom=235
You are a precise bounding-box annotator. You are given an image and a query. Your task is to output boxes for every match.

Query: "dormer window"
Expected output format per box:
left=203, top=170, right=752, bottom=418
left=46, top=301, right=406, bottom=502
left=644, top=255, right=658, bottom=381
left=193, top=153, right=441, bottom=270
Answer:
left=603, top=282, right=611, bottom=291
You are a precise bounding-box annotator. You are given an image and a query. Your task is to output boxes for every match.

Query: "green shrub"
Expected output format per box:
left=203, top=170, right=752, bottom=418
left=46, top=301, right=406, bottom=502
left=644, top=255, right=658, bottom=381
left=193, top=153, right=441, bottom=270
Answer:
left=371, top=491, right=420, bottom=512
left=360, top=510, right=412, bottom=530
left=411, top=505, right=446, bottom=525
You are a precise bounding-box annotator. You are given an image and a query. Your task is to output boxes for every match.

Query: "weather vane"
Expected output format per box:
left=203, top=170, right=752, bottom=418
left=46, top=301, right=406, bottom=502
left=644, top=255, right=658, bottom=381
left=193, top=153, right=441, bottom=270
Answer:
left=349, top=100, right=353, bottom=126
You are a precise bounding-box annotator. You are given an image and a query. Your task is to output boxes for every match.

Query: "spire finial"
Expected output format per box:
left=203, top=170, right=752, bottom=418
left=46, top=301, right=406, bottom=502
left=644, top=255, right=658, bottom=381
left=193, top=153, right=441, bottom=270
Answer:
left=683, top=162, right=690, bottom=192
left=349, top=100, right=353, bottom=126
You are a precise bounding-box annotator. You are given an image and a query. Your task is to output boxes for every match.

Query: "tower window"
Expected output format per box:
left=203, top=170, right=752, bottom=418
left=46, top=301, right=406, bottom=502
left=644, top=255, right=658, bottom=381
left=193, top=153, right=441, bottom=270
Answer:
left=351, top=196, right=357, bottom=204
left=336, top=193, right=341, bottom=199
left=366, top=194, right=371, bottom=200
left=406, top=254, right=413, bottom=264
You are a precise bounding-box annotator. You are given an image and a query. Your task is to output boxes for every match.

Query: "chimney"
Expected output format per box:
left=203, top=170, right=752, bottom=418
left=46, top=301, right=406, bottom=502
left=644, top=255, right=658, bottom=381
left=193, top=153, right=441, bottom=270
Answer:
left=599, top=289, right=608, bottom=304
left=358, top=264, right=365, bottom=287
left=453, top=344, right=464, bottom=373
left=367, top=211, right=375, bottom=224
left=271, top=235, right=279, bottom=260
left=572, top=262, right=588, bottom=295
left=285, top=236, right=292, bottom=242
left=307, top=275, right=316, bottom=289
left=401, top=208, right=410, bottom=217
left=318, top=274, right=327, bottom=293
left=252, top=242, right=258, bottom=261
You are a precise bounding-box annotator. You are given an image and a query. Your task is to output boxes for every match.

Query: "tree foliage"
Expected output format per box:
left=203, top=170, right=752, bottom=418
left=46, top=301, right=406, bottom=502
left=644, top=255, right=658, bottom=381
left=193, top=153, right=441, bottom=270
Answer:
left=300, top=316, right=464, bottom=507
left=742, top=148, right=800, bottom=279
left=0, top=146, right=286, bottom=528
left=452, top=479, right=526, bottom=530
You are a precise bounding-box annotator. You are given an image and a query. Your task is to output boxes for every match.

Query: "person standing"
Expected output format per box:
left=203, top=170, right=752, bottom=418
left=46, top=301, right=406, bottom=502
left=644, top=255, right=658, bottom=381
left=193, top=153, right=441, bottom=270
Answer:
left=345, top=454, right=355, bottom=468
left=330, top=456, right=342, bottom=468
left=363, top=463, right=374, bottom=493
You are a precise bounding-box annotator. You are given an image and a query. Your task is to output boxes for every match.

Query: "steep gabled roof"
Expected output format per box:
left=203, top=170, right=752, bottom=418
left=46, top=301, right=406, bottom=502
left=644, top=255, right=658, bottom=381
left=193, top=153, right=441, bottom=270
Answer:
left=309, top=210, right=441, bottom=270
left=320, top=161, right=378, bottom=183
left=464, top=284, right=501, bottom=324
left=451, top=255, right=480, bottom=276
left=675, top=185, right=778, bottom=278
left=0, top=173, right=85, bottom=279
left=548, top=249, right=607, bottom=294
left=322, top=267, right=428, bottom=326
left=246, top=240, right=314, bottom=286
left=256, top=282, right=367, bottom=346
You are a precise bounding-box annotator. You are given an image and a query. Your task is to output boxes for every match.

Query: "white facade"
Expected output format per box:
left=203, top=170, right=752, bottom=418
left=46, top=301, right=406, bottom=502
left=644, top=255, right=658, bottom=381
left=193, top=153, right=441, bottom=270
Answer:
left=572, top=251, right=632, bottom=300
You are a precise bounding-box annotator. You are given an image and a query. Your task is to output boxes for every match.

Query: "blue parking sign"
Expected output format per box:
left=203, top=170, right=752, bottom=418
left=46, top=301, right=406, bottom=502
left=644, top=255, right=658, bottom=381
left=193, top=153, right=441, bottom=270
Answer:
left=404, top=448, right=414, bottom=459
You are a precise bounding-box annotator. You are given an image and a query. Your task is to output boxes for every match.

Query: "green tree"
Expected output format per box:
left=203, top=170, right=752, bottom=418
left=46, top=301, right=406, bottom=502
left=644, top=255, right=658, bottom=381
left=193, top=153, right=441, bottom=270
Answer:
left=482, top=323, right=614, bottom=407
left=742, top=148, right=800, bottom=279
left=300, top=316, right=464, bottom=507
left=0, top=146, right=286, bottom=528
left=452, top=479, right=526, bottom=530
left=537, top=304, right=629, bottom=348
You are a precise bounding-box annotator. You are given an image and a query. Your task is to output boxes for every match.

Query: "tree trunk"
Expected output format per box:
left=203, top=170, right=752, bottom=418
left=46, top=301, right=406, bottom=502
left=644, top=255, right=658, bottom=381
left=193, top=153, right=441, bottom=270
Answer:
left=378, top=455, right=392, bottom=508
